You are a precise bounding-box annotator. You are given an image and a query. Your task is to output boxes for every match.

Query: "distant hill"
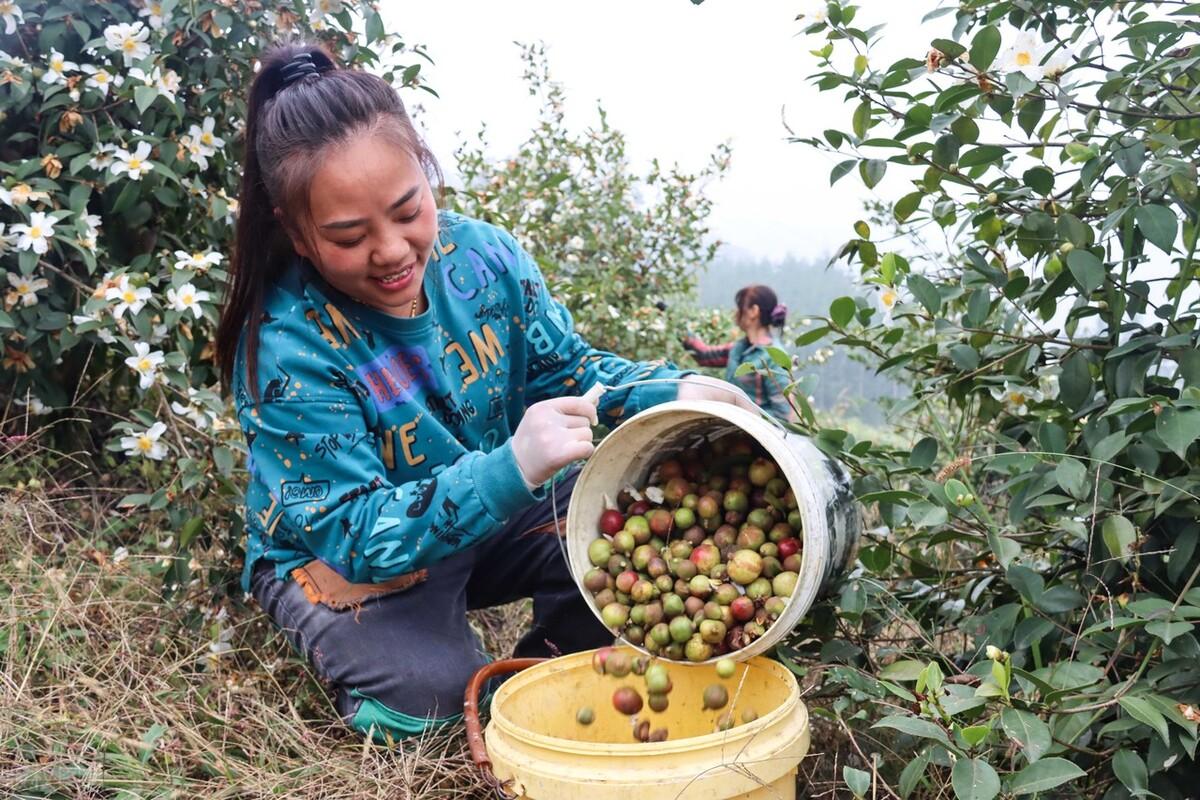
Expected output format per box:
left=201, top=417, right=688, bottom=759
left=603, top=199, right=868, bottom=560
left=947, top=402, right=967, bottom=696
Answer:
left=694, top=247, right=905, bottom=425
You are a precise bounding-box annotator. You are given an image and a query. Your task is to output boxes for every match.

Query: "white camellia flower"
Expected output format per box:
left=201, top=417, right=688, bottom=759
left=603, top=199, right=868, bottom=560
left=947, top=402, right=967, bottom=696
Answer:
left=15, top=395, right=50, bottom=415
left=1042, top=49, right=1072, bottom=80
left=138, top=0, right=166, bottom=30
left=795, top=0, right=829, bottom=23
left=1002, top=32, right=1051, bottom=81
left=189, top=116, right=225, bottom=153
left=104, top=22, right=151, bottom=67
left=875, top=285, right=906, bottom=326
left=989, top=381, right=1044, bottom=416
left=10, top=211, right=55, bottom=255
left=124, top=341, right=165, bottom=389
left=167, top=282, right=209, bottom=318
left=173, top=249, right=223, bottom=272
left=180, top=135, right=209, bottom=170
left=0, top=183, right=50, bottom=207
left=171, top=387, right=213, bottom=430
left=111, top=141, right=154, bottom=181
left=105, top=275, right=152, bottom=319
left=88, top=143, right=119, bottom=172
left=127, top=65, right=180, bottom=104
left=72, top=308, right=117, bottom=343
left=81, top=64, right=121, bottom=97
left=6, top=271, right=48, bottom=307
left=0, top=1, right=23, bottom=35
left=78, top=213, right=101, bottom=251
left=120, top=421, right=168, bottom=460
left=43, top=48, right=78, bottom=85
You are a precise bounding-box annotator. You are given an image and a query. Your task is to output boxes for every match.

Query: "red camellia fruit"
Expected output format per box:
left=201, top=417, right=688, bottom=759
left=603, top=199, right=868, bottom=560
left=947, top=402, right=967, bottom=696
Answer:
left=613, top=686, right=644, bottom=715
left=599, top=509, right=625, bottom=536
left=777, top=537, right=801, bottom=559
left=730, top=595, right=755, bottom=622
left=628, top=500, right=651, bottom=517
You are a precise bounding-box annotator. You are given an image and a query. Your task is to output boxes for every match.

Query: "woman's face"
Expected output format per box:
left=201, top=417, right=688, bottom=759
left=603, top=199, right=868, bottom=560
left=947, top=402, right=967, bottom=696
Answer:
left=735, top=301, right=760, bottom=332
left=288, top=131, right=438, bottom=316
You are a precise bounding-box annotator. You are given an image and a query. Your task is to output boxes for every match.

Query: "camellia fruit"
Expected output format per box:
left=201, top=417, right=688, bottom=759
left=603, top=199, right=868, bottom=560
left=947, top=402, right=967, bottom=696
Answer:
left=613, top=686, right=643, bottom=715
left=599, top=509, right=625, bottom=536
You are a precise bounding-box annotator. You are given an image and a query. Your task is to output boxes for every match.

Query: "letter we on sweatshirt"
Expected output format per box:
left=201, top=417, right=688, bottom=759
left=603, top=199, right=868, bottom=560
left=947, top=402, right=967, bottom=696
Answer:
left=233, top=211, right=691, bottom=591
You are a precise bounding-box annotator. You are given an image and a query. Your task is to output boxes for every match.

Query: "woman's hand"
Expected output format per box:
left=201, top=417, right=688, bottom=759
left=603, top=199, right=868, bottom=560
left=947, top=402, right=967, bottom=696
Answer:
left=511, top=396, right=599, bottom=488
left=675, top=374, right=760, bottom=413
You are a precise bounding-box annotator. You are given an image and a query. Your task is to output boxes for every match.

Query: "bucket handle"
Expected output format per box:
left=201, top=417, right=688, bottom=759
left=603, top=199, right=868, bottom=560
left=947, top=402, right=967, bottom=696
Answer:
left=464, top=657, right=547, bottom=799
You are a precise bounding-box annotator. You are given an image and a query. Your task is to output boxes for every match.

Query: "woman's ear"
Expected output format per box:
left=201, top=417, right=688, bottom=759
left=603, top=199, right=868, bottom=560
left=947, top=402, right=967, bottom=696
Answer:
left=275, top=207, right=314, bottom=262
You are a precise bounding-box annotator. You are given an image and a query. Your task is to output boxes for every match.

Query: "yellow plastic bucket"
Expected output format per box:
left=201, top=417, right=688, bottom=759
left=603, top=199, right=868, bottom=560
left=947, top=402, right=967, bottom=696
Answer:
left=477, top=648, right=810, bottom=799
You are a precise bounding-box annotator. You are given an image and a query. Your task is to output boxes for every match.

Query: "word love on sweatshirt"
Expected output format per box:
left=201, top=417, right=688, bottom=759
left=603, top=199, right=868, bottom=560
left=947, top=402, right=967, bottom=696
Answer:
left=233, top=211, right=690, bottom=590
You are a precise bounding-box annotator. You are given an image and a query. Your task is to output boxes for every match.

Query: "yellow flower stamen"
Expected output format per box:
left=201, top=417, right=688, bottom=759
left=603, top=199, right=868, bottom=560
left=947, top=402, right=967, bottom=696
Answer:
left=137, top=435, right=153, bottom=452
left=137, top=358, right=151, bottom=371
left=1009, top=392, right=1025, bottom=404
left=122, top=289, right=135, bottom=302
left=28, top=226, right=41, bottom=238
left=182, top=292, right=194, bottom=304
left=1015, top=51, right=1032, bottom=67
left=128, top=157, right=142, bottom=170
left=123, top=38, right=137, bottom=52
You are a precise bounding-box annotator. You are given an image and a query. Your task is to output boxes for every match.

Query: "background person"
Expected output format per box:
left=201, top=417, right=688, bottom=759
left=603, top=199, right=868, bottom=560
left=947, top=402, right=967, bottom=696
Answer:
left=681, top=284, right=795, bottom=421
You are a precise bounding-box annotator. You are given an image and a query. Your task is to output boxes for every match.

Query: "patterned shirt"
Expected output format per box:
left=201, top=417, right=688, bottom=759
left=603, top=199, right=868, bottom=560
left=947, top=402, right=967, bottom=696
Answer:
left=233, top=211, right=691, bottom=591
left=682, top=334, right=793, bottom=420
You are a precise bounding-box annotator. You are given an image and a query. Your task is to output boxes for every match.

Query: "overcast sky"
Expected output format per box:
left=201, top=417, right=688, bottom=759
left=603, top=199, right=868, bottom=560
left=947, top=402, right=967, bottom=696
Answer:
left=387, top=1, right=937, bottom=262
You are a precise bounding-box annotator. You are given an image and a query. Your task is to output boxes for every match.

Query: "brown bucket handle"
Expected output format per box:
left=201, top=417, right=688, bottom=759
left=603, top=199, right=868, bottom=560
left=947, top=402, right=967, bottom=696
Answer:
left=464, top=657, right=547, bottom=799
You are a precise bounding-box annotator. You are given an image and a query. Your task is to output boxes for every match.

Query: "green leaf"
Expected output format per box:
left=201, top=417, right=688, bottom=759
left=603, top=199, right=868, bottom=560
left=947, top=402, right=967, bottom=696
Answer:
left=1135, top=204, right=1178, bottom=253
left=931, top=38, right=967, bottom=59
left=1102, top=515, right=1136, bottom=562
left=179, top=516, right=204, bottom=548
left=365, top=8, right=385, bottom=42
left=907, top=274, right=940, bottom=315
left=844, top=766, right=871, bottom=799
left=910, top=437, right=938, bottom=468
left=134, top=85, right=159, bottom=114
left=1059, top=354, right=1091, bottom=410
left=969, top=26, right=1001, bottom=71
left=908, top=501, right=948, bottom=528
left=1112, top=751, right=1147, bottom=796
left=830, top=296, right=857, bottom=328
left=958, top=145, right=1005, bottom=168
left=960, top=724, right=991, bottom=747
left=765, top=345, right=791, bottom=371
left=831, top=159, right=856, bottom=185
left=1118, top=695, right=1171, bottom=746
left=1017, top=97, right=1046, bottom=136
left=894, top=192, right=923, bottom=222
left=953, top=758, right=999, bottom=800
left=860, top=158, right=887, bottom=188
left=899, top=750, right=930, bottom=798
left=933, top=133, right=960, bottom=167
left=1054, top=457, right=1087, bottom=499
left=1145, top=619, right=1194, bottom=644
left=1008, top=758, right=1087, bottom=795
left=879, top=660, right=927, bottom=681
left=1066, top=250, right=1104, bottom=294
left=853, top=101, right=871, bottom=139
left=1156, top=406, right=1200, bottom=459
left=1001, top=709, right=1052, bottom=763
left=1022, top=166, right=1054, bottom=195
left=874, top=715, right=953, bottom=749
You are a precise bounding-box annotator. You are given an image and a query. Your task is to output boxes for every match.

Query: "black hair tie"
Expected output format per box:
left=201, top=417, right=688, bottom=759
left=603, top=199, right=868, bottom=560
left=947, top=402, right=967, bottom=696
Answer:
left=279, top=52, right=320, bottom=87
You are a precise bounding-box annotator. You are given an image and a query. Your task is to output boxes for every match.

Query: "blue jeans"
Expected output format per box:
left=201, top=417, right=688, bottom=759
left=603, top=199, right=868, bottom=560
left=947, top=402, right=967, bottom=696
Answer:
left=250, top=468, right=612, bottom=740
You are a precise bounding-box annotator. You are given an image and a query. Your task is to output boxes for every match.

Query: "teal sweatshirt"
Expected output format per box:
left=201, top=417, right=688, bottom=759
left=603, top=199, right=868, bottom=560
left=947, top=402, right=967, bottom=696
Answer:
left=233, top=211, right=690, bottom=592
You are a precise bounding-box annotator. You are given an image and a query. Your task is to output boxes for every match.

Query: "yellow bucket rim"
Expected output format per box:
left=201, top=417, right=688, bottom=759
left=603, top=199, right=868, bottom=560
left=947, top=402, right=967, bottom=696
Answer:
left=488, top=650, right=804, bottom=756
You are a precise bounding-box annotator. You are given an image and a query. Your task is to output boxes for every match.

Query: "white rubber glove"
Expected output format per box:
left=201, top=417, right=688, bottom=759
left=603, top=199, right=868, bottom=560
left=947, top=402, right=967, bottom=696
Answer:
left=674, top=374, right=760, bottom=413
left=511, top=395, right=600, bottom=489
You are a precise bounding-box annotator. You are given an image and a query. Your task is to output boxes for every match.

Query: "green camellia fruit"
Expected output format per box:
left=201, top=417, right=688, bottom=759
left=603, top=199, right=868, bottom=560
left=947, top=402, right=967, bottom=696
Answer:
left=715, top=658, right=736, bottom=679
left=588, top=538, right=612, bottom=567
left=685, top=636, right=713, bottom=662
left=669, top=615, right=694, bottom=643
left=606, top=651, right=632, bottom=677
left=699, top=619, right=726, bottom=645
left=772, top=571, right=798, bottom=597
left=645, top=664, right=671, bottom=693
left=746, top=577, right=773, bottom=601
left=727, top=549, right=763, bottom=585
left=602, top=602, right=630, bottom=629
left=577, top=706, right=595, bottom=725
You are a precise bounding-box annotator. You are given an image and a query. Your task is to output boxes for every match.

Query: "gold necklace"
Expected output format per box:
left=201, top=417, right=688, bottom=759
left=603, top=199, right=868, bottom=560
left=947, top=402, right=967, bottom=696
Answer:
left=410, top=293, right=420, bottom=317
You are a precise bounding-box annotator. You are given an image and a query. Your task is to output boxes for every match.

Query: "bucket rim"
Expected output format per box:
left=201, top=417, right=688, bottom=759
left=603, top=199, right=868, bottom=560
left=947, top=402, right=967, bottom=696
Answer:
left=486, top=649, right=806, bottom=756
left=564, top=399, right=837, bottom=665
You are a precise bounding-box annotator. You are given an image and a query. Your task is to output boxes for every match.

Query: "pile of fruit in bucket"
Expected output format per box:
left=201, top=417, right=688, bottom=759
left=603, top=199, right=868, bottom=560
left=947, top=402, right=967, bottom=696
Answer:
left=583, top=433, right=802, bottom=663
left=578, top=649, right=757, bottom=741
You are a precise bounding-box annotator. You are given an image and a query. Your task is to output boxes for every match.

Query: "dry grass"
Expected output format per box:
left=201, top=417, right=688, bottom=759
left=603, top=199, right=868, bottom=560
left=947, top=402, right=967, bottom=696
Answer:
left=0, top=489, right=532, bottom=799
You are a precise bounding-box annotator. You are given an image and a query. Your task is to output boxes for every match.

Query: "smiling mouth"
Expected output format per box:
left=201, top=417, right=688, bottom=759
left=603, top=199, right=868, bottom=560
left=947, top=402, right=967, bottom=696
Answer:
left=372, top=264, right=415, bottom=285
